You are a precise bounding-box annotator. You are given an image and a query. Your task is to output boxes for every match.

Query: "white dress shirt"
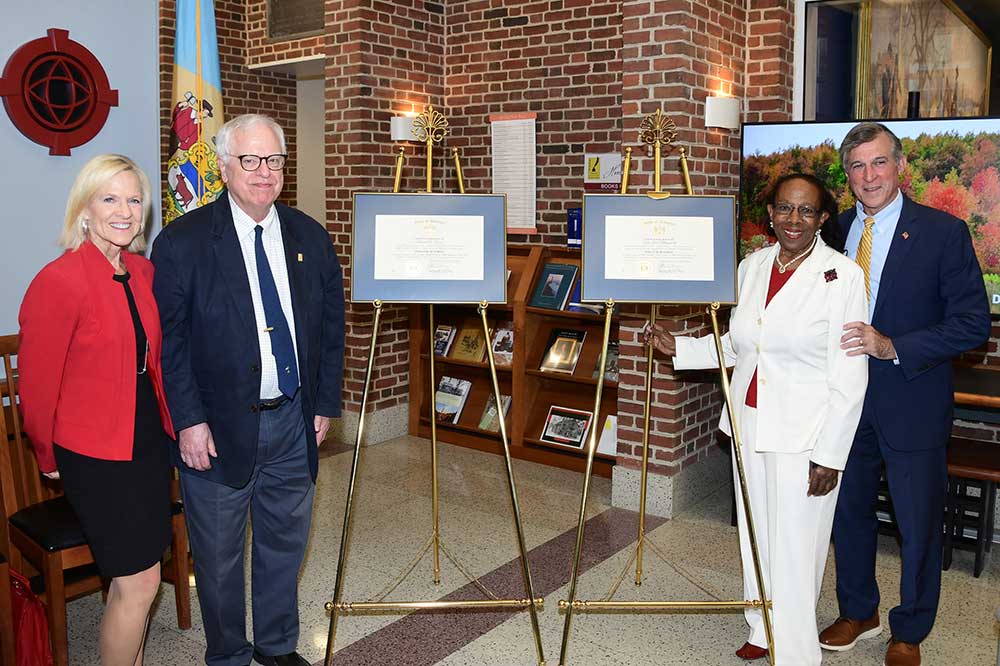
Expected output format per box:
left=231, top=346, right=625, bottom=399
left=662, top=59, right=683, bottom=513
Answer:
left=230, top=195, right=300, bottom=400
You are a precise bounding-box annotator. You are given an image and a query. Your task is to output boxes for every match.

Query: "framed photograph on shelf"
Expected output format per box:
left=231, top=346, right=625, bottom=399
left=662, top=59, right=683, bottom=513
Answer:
left=351, top=192, right=507, bottom=303
left=539, top=406, right=594, bottom=450
left=581, top=194, right=738, bottom=305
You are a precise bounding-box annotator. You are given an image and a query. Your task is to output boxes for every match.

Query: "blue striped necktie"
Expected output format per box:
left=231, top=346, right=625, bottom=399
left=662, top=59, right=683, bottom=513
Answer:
left=254, top=224, right=298, bottom=398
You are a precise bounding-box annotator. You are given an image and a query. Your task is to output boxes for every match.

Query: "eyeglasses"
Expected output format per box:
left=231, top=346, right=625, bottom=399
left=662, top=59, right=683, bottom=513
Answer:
left=236, top=154, right=287, bottom=171
left=773, top=203, right=820, bottom=220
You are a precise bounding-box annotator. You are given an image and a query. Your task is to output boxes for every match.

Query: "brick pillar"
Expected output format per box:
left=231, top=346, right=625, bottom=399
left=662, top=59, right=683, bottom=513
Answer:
left=323, top=0, right=446, bottom=445
left=612, top=1, right=792, bottom=518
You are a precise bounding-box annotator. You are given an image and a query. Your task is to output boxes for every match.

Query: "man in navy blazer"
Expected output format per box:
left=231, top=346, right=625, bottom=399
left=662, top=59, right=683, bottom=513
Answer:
left=820, top=122, right=989, bottom=666
left=152, top=114, right=345, bottom=666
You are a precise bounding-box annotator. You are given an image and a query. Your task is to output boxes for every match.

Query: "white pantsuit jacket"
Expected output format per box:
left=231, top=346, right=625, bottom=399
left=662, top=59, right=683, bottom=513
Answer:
left=674, top=239, right=869, bottom=470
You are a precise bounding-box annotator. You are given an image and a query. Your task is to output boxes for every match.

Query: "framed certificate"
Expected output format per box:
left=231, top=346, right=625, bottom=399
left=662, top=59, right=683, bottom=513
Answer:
left=581, top=194, right=737, bottom=305
left=351, top=193, right=507, bottom=303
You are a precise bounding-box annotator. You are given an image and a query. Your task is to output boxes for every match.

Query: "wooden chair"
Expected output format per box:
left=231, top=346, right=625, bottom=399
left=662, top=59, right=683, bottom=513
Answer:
left=943, top=436, right=1000, bottom=578
left=0, top=335, right=190, bottom=666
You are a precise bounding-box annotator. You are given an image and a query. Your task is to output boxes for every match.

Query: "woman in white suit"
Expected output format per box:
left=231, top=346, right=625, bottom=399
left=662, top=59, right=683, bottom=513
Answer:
left=647, top=174, right=869, bottom=665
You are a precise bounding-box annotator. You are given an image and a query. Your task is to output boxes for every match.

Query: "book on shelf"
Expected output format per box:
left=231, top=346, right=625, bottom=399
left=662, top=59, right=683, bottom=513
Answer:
left=591, top=340, right=620, bottom=382
left=450, top=319, right=487, bottom=362
left=478, top=393, right=512, bottom=432
left=596, top=415, right=617, bottom=457
left=539, top=328, right=586, bottom=374
left=434, top=376, right=472, bottom=424
left=490, top=321, right=514, bottom=366
left=565, top=280, right=603, bottom=315
left=540, top=405, right=594, bottom=449
left=529, top=263, right=578, bottom=310
left=433, top=324, right=456, bottom=357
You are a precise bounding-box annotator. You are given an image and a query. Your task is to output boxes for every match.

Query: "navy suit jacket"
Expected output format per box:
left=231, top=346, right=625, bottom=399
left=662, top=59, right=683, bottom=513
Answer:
left=839, top=195, right=990, bottom=452
left=151, top=195, right=345, bottom=487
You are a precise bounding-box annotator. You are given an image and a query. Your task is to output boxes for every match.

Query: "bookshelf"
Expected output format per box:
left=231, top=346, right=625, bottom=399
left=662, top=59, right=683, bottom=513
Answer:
left=407, top=245, right=619, bottom=477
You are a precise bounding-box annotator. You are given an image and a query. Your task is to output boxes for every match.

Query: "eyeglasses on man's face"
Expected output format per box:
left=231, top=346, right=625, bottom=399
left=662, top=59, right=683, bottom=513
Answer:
left=772, top=203, right=820, bottom=221
left=236, top=154, right=287, bottom=171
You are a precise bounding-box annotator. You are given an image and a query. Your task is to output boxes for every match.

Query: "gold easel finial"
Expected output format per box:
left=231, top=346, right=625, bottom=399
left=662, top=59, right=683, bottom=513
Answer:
left=412, top=105, right=449, bottom=144
left=639, top=108, right=677, bottom=148
left=637, top=109, right=680, bottom=194
left=413, top=105, right=450, bottom=192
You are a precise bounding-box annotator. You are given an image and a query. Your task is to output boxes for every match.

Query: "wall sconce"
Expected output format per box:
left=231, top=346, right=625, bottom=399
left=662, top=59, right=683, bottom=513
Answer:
left=390, top=114, right=416, bottom=141
left=704, top=96, right=741, bottom=130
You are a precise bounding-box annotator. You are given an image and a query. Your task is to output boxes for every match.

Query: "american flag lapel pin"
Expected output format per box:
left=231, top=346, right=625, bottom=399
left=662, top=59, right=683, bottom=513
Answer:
left=297, top=252, right=304, bottom=262
left=901, top=232, right=909, bottom=240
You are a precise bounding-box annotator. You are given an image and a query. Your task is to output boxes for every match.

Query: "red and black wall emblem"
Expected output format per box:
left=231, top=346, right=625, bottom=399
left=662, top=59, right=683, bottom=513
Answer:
left=0, top=28, right=118, bottom=156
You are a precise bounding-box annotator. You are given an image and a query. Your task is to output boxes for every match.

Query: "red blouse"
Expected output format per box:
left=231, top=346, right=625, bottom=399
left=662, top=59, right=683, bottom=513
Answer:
left=745, top=262, right=795, bottom=408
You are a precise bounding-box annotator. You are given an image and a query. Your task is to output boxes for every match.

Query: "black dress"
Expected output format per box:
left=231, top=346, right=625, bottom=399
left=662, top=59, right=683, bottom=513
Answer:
left=53, top=271, right=171, bottom=578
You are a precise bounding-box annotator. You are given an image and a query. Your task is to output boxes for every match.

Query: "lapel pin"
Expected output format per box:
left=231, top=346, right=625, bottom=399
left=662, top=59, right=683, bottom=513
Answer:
left=824, top=269, right=838, bottom=282
left=297, top=252, right=303, bottom=262
left=901, top=232, right=909, bottom=240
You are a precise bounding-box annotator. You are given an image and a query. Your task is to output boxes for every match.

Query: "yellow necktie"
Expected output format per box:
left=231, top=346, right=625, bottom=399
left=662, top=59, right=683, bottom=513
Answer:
left=855, top=216, right=875, bottom=298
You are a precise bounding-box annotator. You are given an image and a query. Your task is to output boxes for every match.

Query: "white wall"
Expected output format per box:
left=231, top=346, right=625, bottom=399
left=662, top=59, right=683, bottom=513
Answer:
left=0, top=3, right=161, bottom=334
left=295, top=76, right=325, bottom=223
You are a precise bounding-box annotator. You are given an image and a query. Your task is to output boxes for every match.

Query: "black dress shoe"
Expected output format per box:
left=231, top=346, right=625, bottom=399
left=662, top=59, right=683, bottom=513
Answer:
left=252, top=649, right=310, bottom=666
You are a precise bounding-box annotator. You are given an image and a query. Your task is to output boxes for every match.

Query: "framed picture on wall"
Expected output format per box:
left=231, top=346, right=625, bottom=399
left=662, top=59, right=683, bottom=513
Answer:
left=803, top=0, right=992, bottom=121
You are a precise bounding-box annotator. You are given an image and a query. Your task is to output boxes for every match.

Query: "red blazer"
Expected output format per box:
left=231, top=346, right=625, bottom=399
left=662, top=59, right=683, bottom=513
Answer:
left=18, top=241, right=175, bottom=473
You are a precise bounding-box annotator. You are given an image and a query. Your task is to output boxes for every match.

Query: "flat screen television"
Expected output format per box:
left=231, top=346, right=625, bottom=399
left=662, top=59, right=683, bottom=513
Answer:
left=740, top=117, right=1000, bottom=314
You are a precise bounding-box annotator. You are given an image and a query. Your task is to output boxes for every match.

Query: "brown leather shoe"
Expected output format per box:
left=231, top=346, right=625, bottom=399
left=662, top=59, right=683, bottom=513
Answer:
left=818, top=612, right=882, bottom=651
left=883, top=639, right=921, bottom=666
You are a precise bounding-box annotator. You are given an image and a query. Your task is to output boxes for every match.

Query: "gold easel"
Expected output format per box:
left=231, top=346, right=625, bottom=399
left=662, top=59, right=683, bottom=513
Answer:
left=556, top=109, right=775, bottom=666
left=324, top=106, right=546, bottom=666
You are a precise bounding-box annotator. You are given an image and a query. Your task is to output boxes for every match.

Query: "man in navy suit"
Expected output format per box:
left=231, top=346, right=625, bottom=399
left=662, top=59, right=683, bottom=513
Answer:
left=152, top=114, right=345, bottom=666
left=820, top=122, right=989, bottom=666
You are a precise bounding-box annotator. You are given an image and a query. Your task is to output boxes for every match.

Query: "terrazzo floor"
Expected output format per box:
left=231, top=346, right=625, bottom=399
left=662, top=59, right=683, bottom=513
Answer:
left=61, top=435, right=999, bottom=665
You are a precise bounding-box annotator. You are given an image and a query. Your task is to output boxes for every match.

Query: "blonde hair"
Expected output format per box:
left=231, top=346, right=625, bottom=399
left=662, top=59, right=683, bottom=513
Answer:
left=59, top=154, right=153, bottom=253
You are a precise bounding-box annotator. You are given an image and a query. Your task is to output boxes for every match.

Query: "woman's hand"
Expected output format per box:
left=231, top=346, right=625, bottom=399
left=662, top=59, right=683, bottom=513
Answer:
left=807, top=462, right=839, bottom=496
left=643, top=322, right=677, bottom=356
left=42, top=470, right=60, bottom=480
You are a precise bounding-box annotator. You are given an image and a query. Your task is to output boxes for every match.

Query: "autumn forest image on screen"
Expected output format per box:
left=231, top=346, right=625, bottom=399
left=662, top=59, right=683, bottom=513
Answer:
left=741, top=118, right=1000, bottom=314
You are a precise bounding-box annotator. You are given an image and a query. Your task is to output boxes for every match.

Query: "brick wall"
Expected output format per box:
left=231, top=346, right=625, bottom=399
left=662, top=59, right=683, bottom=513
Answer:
left=159, top=0, right=299, bottom=207
left=245, top=0, right=326, bottom=67
left=445, top=0, right=624, bottom=246
left=743, top=0, right=795, bottom=123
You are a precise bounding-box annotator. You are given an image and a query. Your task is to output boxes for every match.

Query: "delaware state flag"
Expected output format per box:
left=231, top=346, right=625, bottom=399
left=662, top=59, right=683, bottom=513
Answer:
left=165, top=0, right=225, bottom=224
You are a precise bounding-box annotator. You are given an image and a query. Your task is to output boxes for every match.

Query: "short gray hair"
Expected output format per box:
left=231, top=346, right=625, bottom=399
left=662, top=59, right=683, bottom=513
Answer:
left=215, top=114, right=286, bottom=160
left=839, top=122, right=904, bottom=170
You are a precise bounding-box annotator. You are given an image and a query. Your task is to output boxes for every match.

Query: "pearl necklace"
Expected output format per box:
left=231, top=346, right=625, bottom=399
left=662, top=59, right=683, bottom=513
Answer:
left=775, top=235, right=818, bottom=273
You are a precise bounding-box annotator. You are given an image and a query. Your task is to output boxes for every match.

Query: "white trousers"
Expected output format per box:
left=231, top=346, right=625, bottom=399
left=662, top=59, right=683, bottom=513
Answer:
left=734, top=407, right=840, bottom=666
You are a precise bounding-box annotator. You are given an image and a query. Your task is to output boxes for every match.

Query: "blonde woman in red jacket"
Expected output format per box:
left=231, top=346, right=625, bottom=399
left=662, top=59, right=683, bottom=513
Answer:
left=19, top=154, right=175, bottom=666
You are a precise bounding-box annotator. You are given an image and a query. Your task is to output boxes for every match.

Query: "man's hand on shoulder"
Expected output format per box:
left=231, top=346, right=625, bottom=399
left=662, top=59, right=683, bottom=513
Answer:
left=841, top=321, right=896, bottom=360
left=178, top=423, right=217, bottom=470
